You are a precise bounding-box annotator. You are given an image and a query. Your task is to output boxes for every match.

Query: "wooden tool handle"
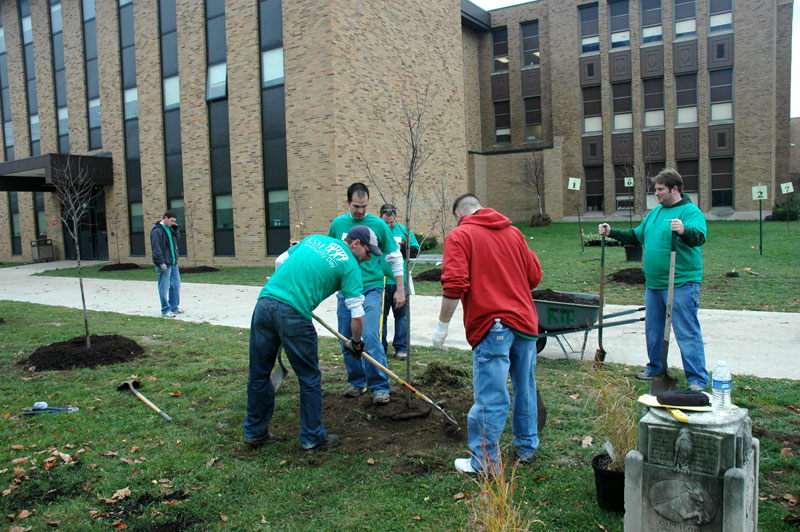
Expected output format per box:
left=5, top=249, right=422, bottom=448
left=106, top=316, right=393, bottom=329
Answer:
left=131, top=388, right=173, bottom=422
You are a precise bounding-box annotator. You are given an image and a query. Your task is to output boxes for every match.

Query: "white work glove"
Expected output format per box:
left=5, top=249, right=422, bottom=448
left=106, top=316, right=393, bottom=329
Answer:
left=432, top=320, right=449, bottom=350
left=159, top=263, right=167, bottom=273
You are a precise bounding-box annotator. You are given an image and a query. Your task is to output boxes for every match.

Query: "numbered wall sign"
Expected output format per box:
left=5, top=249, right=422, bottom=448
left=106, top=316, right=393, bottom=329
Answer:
left=568, top=177, right=581, bottom=190
left=781, top=182, right=795, bottom=194
left=751, top=185, right=768, bottom=201
left=624, top=177, right=634, bottom=187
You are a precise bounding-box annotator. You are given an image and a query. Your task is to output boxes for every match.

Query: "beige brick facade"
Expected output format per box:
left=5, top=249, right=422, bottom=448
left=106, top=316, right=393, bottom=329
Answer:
left=0, top=0, right=792, bottom=264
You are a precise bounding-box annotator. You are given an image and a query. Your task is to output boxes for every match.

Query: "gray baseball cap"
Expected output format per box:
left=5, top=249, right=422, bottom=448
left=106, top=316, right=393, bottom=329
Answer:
left=347, top=225, right=382, bottom=256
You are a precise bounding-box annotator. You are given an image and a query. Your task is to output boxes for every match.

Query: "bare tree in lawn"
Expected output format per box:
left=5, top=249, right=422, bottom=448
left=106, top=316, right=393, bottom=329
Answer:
left=105, top=207, right=123, bottom=264
left=358, top=79, right=438, bottom=404
left=50, top=155, right=104, bottom=348
left=183, top=196, right=198, bottom=267
left=519, top=151, right=551, bottom=226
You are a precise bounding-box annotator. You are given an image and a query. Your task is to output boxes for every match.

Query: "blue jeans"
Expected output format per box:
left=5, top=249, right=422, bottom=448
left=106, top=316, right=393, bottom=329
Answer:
left=381, top=283, right=408, bottom=354
left=468, top=320, right=538, bottom=474
left=644, top=282, right=708, bottom=387
left=336, top=287, right=390, bottom=394
left=156, top=264, right=181, bottom=314
left=244, top=297, right=328, bottom=449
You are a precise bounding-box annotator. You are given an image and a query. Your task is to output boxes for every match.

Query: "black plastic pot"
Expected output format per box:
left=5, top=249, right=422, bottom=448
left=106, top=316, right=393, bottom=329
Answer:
left=624, top=244, right=642, bottom=262
left=591, top=453, right=625, bottom=514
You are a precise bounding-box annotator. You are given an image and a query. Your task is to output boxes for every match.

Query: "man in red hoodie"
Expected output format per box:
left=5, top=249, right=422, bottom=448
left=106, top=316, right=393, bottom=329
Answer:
left=433, top=194, right=543, bottom=476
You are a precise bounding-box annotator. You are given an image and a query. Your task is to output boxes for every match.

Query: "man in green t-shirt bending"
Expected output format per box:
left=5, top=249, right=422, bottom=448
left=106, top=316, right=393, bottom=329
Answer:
left=243, top=226, right=380, bottom=451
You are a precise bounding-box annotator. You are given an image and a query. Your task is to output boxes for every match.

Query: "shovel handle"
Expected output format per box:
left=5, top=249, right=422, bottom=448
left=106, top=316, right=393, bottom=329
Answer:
left=129, top=386, right=173, bottom=422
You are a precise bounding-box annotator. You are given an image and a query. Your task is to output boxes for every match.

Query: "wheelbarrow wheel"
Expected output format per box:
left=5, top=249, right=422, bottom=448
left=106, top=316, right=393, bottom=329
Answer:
left=536, top=336, right=547, bottom=353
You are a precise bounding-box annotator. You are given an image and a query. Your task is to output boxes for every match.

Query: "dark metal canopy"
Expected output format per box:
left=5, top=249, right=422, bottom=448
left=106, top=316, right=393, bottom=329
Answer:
left=0, top=153, right=113, bottom=192
left=461, top=0, right=491, bottom=32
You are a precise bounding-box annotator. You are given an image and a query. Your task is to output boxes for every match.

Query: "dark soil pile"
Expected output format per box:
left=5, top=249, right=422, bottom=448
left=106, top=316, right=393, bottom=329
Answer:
left=0, top=317, right=4, bottom=324
left=99, top=263, right=141, bottom=272
left=608, top=267, right=646, bottom=285
left=181, top=266, right=219, bottom=274
left=530, top=214, right=552, bottom=227
left=20, top=334, right=144, bottom=372
left=532, top=288, right=599, bottom=306
left=584, top=239, right=621, bottom=247
left=414, top=268, right=442, bottom=282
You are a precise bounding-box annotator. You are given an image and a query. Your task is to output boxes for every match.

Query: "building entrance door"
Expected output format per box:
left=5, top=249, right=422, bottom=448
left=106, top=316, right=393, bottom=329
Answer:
left=63, top=188, right=109, bottom=261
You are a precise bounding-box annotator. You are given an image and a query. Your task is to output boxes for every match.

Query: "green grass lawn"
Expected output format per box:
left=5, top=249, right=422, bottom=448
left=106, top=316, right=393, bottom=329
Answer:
left=1, top=301, right=799, bottom=531
left=37, top=220, right=800, bottom=311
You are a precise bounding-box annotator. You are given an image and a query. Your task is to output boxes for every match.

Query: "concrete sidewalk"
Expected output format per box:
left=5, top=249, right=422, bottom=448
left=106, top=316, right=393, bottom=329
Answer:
left=2, top=260, right=799, bottom=380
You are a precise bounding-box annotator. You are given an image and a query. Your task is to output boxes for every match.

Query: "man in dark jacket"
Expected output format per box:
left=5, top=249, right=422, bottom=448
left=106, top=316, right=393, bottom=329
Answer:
left=150, top=210, right=183, bottom=318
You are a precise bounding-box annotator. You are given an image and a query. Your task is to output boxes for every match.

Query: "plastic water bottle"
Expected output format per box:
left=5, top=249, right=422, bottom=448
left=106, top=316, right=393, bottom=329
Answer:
left=712, top=361, right=732, bottom=415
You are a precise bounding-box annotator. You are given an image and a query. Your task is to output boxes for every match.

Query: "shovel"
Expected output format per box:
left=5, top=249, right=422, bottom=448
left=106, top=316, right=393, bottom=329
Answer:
left=594, top=234, right=607, bottom=363
left=270, top=349, right=289, bottom=392
left=650, top=232, right=679, bottom=395
left=117, top=379, right=173, bottom=422
left=312, top=313, right=460, bottom=428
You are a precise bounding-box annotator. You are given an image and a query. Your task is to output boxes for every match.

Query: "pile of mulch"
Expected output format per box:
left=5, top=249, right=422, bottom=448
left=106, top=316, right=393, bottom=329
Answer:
left=608, top=267, right=646, bottom=285
left=584, top=239, right=621, bottom=247
left=99, top=263, right=141, bottom=272
left=530, top=214, right=552, bottom=227
left=19, top=334, right=144, bottom=372
left=414, top=268, right=442, bottom=282
left=181, top=266, right=219, bottom=274
left=532, top=288, right=599, bottom=306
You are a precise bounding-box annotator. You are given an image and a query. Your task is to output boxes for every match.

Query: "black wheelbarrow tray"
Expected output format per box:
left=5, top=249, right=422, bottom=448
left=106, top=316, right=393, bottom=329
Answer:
left=532, top=291, right=644, bottom=360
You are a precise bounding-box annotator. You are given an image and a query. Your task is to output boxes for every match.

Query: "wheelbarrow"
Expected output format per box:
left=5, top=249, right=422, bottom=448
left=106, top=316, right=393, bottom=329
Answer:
left=532, top=291, right=644, bottom=360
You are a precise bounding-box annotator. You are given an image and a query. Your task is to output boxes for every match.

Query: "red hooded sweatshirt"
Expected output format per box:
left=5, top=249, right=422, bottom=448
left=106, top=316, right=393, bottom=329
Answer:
left=441, top=208, right=543, bottom=348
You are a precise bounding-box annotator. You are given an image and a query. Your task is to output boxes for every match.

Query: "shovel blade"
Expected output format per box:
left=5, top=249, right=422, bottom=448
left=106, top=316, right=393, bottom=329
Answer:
left=270, top=351, right=289, bottom=392
left=649, top=373, right=678, bottom=395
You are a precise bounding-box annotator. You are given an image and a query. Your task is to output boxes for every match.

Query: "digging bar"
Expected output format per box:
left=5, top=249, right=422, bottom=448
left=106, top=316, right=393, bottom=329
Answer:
left=650, top=232, right=679, bottom=395
left=312, top=313, right=459, bottom=428
left=117, top=379, right=174, bottom=422
left=594, top=234, right=607, bottom=363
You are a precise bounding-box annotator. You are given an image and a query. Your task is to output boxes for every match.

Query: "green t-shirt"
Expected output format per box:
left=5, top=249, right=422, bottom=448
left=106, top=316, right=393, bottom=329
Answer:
left=328, top=213, right=399, bottom=289
left=381, top=222, right=419, bottom=285
left=260, top=235, right=363, bottom=319
left=610, top=196, right=706, bottom=290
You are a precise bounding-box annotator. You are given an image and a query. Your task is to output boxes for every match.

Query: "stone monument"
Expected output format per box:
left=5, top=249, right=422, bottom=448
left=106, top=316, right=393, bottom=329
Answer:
left=624, top=406, right=759, bottom=531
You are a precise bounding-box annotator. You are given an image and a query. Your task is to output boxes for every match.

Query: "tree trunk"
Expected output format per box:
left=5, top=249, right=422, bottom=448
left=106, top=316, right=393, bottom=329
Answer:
left=74, top=221, right=91, bottom=349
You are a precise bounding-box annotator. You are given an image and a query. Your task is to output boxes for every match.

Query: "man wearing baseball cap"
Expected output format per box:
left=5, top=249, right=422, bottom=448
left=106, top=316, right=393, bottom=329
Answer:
left=329, top=182, right=404, bottom=404
left=243, top=226, right=377, bottom=451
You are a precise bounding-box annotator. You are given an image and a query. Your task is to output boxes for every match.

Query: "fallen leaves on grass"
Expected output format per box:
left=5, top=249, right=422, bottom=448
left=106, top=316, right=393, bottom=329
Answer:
left=784, top=493, right=800, bottom=506
left=780, top=448, right=794, bottom=457
left=170, top=391, right=181, bottom=397
left=569, top=393, right=581, bottom=400
left=10, top=445, right=24, bottom=450
left=100, top=487, right=131, bottom=504
left=206, top=457, right=218, bottom=467
left=786, top=406, right=800, bottom=414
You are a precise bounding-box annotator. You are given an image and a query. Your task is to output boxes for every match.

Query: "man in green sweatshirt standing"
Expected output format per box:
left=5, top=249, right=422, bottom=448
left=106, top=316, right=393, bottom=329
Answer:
left=599, top=168, right=708, bottom=391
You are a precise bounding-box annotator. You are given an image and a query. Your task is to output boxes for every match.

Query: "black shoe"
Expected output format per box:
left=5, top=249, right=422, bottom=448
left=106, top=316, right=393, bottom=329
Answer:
left=243, top=433, right=278, bottom=447
left=306, top=434, right=340, bottom=451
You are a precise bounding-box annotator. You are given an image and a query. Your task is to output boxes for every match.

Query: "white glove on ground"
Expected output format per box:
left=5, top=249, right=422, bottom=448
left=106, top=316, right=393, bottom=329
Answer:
left=432, top=320, right=449, bottom=350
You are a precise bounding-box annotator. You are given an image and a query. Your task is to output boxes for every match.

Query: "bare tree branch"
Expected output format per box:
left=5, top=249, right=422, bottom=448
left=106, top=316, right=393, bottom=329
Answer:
left=50, top=155, right=104, bottom=349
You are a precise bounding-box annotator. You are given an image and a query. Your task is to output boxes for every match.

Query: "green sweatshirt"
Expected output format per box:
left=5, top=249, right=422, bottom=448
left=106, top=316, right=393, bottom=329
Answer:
left=328, top=213, right=399, bottom=289
left=259, top=235, right=363, bottom=319
left=609, top=195, right=706, bottom=290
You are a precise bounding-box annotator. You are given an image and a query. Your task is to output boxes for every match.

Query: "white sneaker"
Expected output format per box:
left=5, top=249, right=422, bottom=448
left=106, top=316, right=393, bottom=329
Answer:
left=173, top=308, right=185, bottom=314
left=162, top=312, right=176, bottom=318
left=454, top=458, right=477, bottom=475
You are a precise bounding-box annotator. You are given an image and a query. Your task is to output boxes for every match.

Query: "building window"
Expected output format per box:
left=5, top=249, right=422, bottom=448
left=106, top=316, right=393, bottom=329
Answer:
left=585, top=166, right=604, bottom=212
left=124, top=88, right=138, bottom=120
left=524, top=97, right=542, bottom=140
left=579, top=4, right=600, bottom=54
left=492, top=27, right=508, bottom=72
left=206, top=62, right=227, bottom=101
left=709, top=68, right=733, bottom=122
left=583, top=86, right=602, bottom=133
left=614, top=165, right=634, bottom=211
left=612, top=82, right=632, bottom=131
left=676, top=160, right=699, bottom=204
left=643, top=78, right=664, bottom=128
left=8, top=191, right=21, bottom=255
left=674, top=0, right=696, bottom=39
left=34, top=192, right=46, bottom=238
left=18, top=0, right=39, bottom=155
left=0, top=13, right=12, bottom=161
left=163, top=76, right=180, bottom=110
left=262, top=48, right=284, bottom=86
left=709, top=0, right=732, bottom=33
left=641, top=0, right=662, bottom=44
left=267, top=190, right=289, bottom=227
left=51, top=0, right=68, bottom=153
left=494, top=101, right=511, bottom=143
left=675, top=73, right=697, bottom=125
left=711, top=157, right=733, bottom=207
left=83, top=0, right=101, bottom=149
left=521, top=21, right=539, bottom=68
left=609, top=0, right=630, bottom=49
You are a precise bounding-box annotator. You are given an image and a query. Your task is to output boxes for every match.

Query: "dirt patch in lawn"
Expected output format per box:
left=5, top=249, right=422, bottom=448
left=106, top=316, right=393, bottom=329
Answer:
left=19, top=334, right=144, bottom=371
left=99, top=262, right=141, bottom=272
left=752, top=425, right=800, bottom=448
left=181, top=266, right=219, bottom=274
left=414, top=268, right=442, bottom=282
left=608, top=267, right=646, bottom=285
